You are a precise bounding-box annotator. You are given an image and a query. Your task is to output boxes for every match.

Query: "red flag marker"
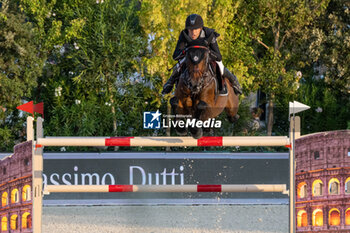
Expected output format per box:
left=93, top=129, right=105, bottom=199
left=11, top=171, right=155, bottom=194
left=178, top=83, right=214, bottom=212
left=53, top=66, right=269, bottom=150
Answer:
left=17, top=101, right=44, bottom=118
left=16, top=101, right=34, bottom=116
left=285, top=144, right=292, bottom=148
left=34, top=102, right=44, bottom=118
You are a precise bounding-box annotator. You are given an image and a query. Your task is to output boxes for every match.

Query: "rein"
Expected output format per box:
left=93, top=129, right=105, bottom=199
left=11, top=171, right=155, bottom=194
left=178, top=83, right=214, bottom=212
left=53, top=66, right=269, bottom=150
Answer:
left=183, top=69, right=214, bottom=96
left=185, top=45, right=209, bottom=51
left=182, top=45, right=215, bottom=95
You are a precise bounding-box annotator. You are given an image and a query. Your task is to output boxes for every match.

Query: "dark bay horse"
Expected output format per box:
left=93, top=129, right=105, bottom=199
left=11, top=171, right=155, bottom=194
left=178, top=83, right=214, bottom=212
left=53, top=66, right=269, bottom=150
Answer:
left=170, top=43, right=240, bottom=139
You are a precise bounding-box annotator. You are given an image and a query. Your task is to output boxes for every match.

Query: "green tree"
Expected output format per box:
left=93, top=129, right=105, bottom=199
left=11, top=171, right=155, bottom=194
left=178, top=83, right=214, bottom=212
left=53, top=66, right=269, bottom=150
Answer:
left=0, top=0, right=44, bottom=150
left=66, top=0, right=146, bottom=136
left=19, top=0, right=148, bottom=145
left=20, top=0, right=85, bottom=52
left=238, top=0, right=329, bottom=135
left=298, top=0, right=349, bottom=96
left=297, top=79, right=350, bottom=134
left=290, top=0, right=350, bottom=133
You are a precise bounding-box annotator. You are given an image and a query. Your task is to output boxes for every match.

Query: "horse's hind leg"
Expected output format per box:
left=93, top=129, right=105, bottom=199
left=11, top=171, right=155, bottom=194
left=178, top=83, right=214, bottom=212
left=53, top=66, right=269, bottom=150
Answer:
left=225, top=104, right=239, bottom=123
left=225, top=87, right=240, bottom=123
left=226, top=110, right=240, bottom=123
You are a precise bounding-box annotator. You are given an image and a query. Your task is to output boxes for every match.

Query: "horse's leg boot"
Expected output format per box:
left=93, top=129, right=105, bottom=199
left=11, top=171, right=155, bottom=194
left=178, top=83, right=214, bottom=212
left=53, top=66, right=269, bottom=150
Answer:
left=223, top=68, right=242, bottom=95
left=162, top=66, right=181, bottom=94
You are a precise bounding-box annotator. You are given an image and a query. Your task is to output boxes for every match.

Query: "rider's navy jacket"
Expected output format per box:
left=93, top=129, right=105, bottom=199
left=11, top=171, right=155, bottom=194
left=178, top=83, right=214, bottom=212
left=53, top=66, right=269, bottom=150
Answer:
left=172, top=27, right=222, bottom=61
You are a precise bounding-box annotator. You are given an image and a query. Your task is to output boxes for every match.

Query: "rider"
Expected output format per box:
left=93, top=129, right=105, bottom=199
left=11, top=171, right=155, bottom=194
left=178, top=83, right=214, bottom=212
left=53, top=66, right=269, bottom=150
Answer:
left=161, top=14, right=242, bottom=96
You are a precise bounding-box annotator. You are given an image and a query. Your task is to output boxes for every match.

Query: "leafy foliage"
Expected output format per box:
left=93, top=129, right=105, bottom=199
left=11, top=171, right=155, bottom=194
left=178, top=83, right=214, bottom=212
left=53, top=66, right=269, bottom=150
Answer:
left=25, top=0, right=148, bottom=145
left=0, top=0, right=45, bottom=150
left=0, top=0, right=348, bottom=152
left=236, top=0, right=330, bottom=135
left=296, top=0, right=349, bottom=95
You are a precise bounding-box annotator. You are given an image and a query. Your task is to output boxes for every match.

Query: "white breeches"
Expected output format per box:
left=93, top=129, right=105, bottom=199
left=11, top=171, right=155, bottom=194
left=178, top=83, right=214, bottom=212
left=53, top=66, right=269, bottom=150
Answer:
left=216, top=61, right=225, bottom=75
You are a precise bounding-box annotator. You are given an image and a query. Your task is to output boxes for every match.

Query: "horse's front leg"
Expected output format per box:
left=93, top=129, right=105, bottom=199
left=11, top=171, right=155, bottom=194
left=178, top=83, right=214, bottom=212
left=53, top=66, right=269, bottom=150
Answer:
left=189, top=100, right=208, bottom=139
left=194, top=100, right=208, bottom=120
left=196, top=84, right=217, bottom=121
left=171, top=96, right=192, bottom=136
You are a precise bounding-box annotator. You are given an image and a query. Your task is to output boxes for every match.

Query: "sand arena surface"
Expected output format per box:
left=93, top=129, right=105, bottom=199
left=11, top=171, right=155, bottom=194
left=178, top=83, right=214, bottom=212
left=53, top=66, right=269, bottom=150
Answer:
left=43, top=205, right=288, bottom=233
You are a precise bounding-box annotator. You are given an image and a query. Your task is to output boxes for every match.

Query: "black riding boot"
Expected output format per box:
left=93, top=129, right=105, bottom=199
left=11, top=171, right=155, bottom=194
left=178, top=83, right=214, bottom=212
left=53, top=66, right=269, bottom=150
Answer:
left=223, top=68, right=242, bottom=95
left=162, top=67, right=180, bottom=94
left=216, top=74, right=228, bottom=95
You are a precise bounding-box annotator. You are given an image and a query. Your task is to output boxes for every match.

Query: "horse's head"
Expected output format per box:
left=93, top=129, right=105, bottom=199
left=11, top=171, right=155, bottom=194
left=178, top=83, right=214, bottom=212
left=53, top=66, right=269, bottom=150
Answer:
left=185, top=45, right=210, bottom=89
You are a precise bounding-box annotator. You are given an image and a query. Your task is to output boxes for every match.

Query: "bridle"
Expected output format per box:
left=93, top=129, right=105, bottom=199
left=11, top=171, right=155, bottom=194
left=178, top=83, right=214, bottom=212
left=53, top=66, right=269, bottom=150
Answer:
left=183, top=45, right=214, bottom=95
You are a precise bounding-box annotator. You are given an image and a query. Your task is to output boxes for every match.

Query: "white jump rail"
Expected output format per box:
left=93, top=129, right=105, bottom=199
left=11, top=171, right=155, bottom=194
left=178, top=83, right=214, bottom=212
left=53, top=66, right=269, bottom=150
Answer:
left=44, top=184, right=289, bottom=194
left=37, top=136, right=290, bottom=147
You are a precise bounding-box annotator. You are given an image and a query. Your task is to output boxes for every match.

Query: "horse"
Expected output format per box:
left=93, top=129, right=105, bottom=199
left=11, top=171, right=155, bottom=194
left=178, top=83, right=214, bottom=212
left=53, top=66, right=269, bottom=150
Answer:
left=170, top=40, right=240, bottom=139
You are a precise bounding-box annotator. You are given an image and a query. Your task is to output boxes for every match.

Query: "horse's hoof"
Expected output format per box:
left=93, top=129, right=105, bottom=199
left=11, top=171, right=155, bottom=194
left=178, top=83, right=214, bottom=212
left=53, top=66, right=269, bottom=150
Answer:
left=203, top=127, right=211, bottom=133
left=190, top=128, right=203, bottom=139
left=228, top=114, right=240, bottom=123
left=175, top=127, right=187, bottom=136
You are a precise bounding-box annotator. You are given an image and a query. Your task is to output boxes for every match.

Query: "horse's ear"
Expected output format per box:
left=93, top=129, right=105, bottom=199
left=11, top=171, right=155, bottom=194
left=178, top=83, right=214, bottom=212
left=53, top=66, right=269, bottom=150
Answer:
left=182, top=31, right=192, bottom=43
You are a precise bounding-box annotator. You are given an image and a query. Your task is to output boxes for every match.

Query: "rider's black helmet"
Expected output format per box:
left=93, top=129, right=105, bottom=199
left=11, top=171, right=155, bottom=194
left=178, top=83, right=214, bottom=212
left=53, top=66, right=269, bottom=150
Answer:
left=185, top=14, right=203, bottom=30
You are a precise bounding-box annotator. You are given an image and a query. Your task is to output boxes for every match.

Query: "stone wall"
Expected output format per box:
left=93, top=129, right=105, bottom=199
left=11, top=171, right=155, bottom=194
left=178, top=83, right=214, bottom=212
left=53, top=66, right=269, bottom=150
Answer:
left=0, top=141, right=32, bottom=233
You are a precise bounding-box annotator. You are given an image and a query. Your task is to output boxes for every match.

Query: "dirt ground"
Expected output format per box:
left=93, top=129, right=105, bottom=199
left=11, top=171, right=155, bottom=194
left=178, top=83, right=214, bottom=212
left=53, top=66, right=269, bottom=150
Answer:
left=42, top=205, right=288, bottom=233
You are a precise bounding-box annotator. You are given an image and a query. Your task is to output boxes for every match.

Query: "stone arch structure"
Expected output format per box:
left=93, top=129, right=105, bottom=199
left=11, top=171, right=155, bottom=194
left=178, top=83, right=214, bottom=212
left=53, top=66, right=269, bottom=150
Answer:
left=10, top=214, right=19, bottom=230
left=22, top=212, right=32, bottom=229
left=11, top=189, right=19, bottom=204
left=297, top=182, right=307, bottom=199
left=296, top=130, right=350, bottom=232
left=329, top=208, right=340, bottom=226
left=22, top=185, right=31, bottom=202
left=312, top=209, right=323, bottom=227
left=312, top=179, right=323, bottom=197
left=1, top=192, right=8, bottom=207
left=0, top=141, right=33, bottom=233
left=1, top=216, right=8, bottom=231
left=297, top=210, right=308, bottom=227
left=328, top=178, right=340, bottom=195
left=345, top=208, right=350, bottom=225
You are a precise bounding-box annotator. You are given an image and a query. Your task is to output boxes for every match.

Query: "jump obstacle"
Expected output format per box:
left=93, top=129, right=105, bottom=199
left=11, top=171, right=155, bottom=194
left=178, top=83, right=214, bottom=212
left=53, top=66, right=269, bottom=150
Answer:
left=44, top=184, right=288, bottom=194
left=36, top=136, right=289, bottom=147
left=28, top=116, right=300, bottom=233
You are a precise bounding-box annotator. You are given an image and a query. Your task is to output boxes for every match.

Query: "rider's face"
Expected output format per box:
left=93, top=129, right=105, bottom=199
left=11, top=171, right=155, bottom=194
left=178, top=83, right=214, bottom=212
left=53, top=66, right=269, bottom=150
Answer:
left=188, top=28, right=202, bottom=40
